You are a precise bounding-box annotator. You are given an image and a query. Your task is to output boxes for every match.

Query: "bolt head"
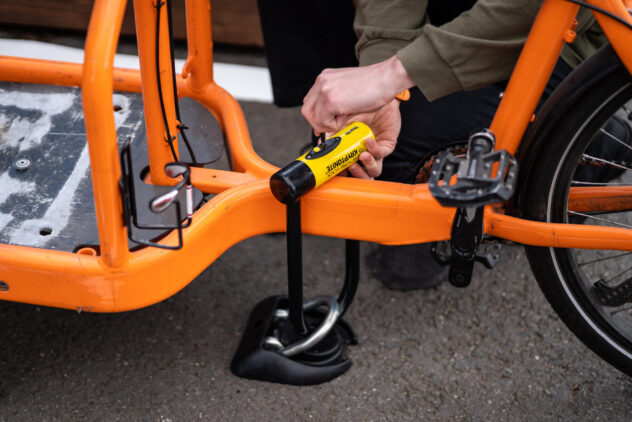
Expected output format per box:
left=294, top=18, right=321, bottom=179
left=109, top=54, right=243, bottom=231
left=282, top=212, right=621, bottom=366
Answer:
left=14, top=158, right=31, bottom=171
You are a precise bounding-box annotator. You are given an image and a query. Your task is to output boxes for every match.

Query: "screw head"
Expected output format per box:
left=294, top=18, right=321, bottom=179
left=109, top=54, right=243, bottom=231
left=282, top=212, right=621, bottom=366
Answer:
left=14, top=158, right=31, bottom=171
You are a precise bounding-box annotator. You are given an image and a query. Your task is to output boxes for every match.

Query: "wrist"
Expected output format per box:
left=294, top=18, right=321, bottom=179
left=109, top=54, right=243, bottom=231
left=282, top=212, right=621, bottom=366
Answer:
left=380, top=55, right=414, bottom=96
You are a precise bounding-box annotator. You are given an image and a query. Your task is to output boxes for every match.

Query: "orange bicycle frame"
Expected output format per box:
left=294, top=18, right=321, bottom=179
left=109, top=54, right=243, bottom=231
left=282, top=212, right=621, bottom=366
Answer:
left=0, top=0, right=630, bottom=312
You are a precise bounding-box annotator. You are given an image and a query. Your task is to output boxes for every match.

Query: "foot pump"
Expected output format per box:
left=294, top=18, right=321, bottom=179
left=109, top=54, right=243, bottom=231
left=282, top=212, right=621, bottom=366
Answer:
left=232, top=125, right=371, bottom=385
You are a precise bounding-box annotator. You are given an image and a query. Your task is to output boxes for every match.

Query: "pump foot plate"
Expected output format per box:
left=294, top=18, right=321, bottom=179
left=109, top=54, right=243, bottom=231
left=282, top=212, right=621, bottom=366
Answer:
left=231, top=295, right=357, bottom=386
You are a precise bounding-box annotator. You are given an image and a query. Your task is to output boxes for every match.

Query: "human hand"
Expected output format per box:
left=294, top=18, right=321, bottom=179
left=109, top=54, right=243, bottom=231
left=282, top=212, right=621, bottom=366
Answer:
left=301, top=55, right=413, bottom=134
left=346, top=99, right=401, bottom=179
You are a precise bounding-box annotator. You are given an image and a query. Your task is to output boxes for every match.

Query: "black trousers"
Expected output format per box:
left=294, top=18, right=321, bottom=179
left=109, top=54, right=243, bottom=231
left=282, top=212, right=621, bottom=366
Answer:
left=378, top=59, right=574, bottom=183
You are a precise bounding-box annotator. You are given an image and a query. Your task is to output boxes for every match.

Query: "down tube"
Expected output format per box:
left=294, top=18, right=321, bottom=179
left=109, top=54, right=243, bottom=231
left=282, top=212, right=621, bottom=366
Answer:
left=0, top=179, right=457, bottom=312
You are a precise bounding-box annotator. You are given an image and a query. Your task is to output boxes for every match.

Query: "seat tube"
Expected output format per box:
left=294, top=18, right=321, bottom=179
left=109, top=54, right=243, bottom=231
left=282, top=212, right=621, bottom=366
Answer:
left=134, top=0, right=179, bottom=185
left=184, top=0, right=214, bottom=91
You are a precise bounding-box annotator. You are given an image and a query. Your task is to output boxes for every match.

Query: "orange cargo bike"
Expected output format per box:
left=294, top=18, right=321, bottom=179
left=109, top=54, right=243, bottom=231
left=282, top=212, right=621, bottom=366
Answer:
left=1, top=0, right=632, bottom=384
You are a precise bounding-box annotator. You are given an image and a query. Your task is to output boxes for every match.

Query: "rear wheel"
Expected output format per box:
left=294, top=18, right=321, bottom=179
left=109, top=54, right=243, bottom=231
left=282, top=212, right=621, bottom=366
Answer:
left=524, top=66, right=632, bottom=376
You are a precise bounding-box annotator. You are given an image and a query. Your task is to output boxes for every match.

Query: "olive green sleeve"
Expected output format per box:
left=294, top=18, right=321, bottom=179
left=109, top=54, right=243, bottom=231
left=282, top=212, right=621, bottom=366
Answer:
left=399, top=0, right=543, bottom=100
left=355, top=0, right=598, bottom=101
left=354, top=0, right=430, bottom=67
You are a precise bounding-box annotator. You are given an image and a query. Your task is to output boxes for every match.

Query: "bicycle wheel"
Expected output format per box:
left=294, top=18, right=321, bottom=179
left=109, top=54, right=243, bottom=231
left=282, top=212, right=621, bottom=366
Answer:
left=524, top=65, right=632, bottom=376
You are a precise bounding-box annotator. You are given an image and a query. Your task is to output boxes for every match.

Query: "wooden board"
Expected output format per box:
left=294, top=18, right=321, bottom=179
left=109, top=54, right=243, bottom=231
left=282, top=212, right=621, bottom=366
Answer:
left=0, top=0, right=263, bottom=47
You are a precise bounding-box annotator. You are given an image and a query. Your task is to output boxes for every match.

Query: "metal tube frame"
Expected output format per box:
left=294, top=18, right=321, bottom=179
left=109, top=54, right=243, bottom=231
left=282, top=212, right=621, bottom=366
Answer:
left=0, top=0, right=630, bottom=311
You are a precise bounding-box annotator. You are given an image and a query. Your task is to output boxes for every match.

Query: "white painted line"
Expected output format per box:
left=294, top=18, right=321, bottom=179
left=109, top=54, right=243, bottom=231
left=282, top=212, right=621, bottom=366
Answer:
left=0, top=89, right=76, bottom=152
left=9, top=143, right=92, bottom=247
left=0, top=86, right=83, bottom=245
left=3, top=92, right=135, bottom=247
left=0, top=38, right=273, bottom=103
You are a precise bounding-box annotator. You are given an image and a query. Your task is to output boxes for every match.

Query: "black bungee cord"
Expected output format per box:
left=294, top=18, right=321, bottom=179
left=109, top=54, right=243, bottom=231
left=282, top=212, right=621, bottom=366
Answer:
left=153, top=0, right=198, bottom=164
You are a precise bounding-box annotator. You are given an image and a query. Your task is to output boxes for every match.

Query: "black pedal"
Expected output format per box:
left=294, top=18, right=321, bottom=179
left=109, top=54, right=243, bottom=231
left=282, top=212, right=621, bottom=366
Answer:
left=431, top=239, right=502, bottom=270
left=429, top=129, right=518, bottom=207
left=475, top=241, right=502, bottom=269
left=231, top=296, right=357, bottom=386
left=430, top=240, right=451, bottom=266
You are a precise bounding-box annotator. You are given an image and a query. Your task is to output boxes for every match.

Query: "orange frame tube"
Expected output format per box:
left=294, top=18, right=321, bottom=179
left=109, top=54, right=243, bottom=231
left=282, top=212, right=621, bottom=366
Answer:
left=0, top=0, right=629, bottom=312
left=134, top=0, right=180, bottom=186
left=568, top=186, right=632, bottom=213
left=81, top=0, right=130, bottom=269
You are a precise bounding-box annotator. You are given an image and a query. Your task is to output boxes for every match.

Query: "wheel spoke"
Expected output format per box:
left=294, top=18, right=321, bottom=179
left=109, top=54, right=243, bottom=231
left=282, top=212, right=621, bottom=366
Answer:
left=611, top=305, right=632, bottom=316
left=600, top=127, right=632, bottom=153
left=580, top=153, right=632, bottom=171
left=567, top=210, right=632, bottom=229
left=604, top=266, right=632, bottom=284
left=578, top=252, right=632, bottom=267
left=571, top=180, right=632, bottom=186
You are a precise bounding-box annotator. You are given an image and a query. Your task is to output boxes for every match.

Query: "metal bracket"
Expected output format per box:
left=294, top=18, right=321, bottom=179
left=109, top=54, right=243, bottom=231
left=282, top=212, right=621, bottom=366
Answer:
left=119, top=138, right=193, bottom=250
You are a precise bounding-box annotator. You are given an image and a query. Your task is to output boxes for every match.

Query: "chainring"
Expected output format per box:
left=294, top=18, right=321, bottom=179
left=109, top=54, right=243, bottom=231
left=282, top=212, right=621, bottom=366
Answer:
left=414, top=143, right=468, bottom=184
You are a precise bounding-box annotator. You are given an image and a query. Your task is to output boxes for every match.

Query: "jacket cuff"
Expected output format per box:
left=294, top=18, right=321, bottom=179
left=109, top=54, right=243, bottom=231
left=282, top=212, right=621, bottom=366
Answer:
left=397, top=35, right=462, bottom=101
left=357, top=38, right=410, bottom=67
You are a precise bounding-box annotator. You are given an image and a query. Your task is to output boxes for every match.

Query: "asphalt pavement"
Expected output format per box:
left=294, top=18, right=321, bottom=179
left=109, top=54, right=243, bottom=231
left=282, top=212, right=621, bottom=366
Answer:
left=1, top=40, right=631, bottom=422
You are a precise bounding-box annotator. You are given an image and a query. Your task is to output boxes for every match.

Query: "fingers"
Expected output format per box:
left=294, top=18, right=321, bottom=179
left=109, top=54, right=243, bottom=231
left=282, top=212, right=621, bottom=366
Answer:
left=348, top=163, right=372, bottom=179
left=365, top=137, right=385, bottom=159
left=359, top=151, right=382, bottom=178
left=302, top=64, right=396, bottom=134
left=335, top=114, right=352, bottom=131
left=349, top=139, right=383, bottom=179
left=302, top=82, right=337, bottom=133
left=348, top=138, right=387, bottom=179
left=302, top=71, right=348, bottom=133
left=302, top=97, right=339, bottom=134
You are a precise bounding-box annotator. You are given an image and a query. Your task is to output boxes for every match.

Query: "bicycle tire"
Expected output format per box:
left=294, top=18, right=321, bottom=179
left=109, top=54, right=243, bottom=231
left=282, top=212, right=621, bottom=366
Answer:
left=524, top=59, right=632, bottom=376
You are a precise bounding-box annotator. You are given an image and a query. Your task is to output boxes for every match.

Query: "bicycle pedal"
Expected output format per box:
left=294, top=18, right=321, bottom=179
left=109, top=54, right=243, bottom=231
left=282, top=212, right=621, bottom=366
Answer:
left=432, top=239, right=502, bottom=270
left=475, top=241, right=503, bottom=269
left=429, top=130, right=518, bottom=207
left=430, top=240, right=451, bottom=266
